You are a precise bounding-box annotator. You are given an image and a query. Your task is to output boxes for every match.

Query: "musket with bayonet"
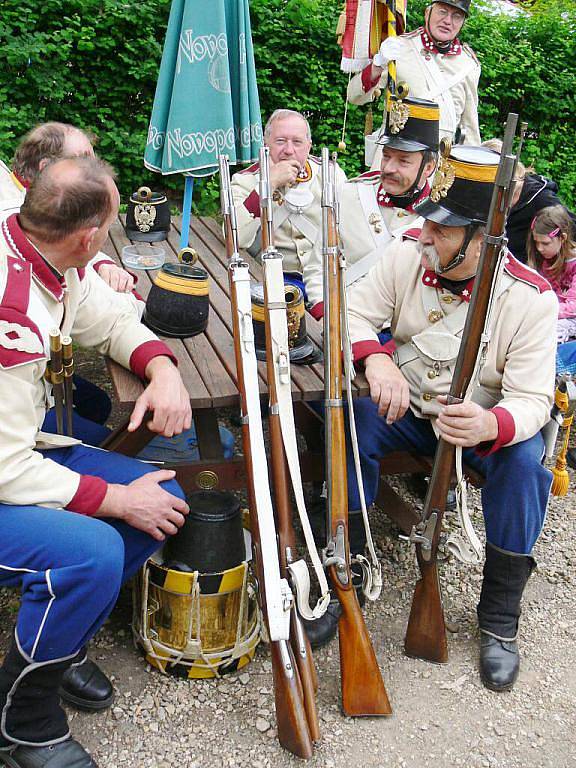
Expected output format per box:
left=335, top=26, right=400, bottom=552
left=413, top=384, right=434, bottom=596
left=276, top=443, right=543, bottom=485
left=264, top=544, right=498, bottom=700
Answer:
left=259, top=145, right=332, bottom=745
left=404, top=114, right=526, bottom=663
left=321, top=148, right=391, bottom=716
left=219, top=154, right=312, bottom=759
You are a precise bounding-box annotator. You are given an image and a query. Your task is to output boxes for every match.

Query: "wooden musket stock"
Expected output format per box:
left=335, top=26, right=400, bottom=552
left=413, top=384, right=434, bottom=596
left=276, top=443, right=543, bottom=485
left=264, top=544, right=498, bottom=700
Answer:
left=260, top=146, right=320, bottom=745
left=321, top=149, right=391, bottom=716
left=220, top=155, right=313, bottom=759
left=404, top=114, right=524, bottom=663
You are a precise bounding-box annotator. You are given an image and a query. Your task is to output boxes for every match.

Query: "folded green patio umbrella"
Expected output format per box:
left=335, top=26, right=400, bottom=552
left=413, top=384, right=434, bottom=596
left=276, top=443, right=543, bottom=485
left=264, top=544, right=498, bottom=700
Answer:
left=144, top=0, right=263, bottom=179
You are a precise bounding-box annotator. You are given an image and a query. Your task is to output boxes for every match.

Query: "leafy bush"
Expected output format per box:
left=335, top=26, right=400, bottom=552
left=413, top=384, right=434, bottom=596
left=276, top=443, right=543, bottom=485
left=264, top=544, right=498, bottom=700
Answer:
left=0, top=0, right=573, bottom=211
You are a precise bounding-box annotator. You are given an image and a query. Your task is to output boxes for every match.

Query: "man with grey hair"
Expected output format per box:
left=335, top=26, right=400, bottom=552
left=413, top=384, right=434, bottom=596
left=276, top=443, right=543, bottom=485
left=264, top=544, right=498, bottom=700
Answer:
left=0, top=122, right=135, bottom=293
left=230, top=109, right=346, bottom=297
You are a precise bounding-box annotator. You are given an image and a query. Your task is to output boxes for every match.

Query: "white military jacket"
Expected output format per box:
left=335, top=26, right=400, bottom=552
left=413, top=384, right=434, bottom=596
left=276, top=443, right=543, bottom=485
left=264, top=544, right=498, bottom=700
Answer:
left=304, top=171, right=427, bottom=316
left=230, top=156, right=346, bottom=274
left=0, top=213, right=176, bottom=514
left=347, top=28, right=481, bottom=146
left=347, top=239, right=557, bottom=450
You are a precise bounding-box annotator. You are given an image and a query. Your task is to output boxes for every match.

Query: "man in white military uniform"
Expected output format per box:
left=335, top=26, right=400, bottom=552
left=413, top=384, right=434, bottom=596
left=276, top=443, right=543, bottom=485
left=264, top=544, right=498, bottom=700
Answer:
left=0, top=122, right=135, bottom=293
left=230, top=109, right=346, bottom=298
left=347, top=0, right=481, bottom=167
left=343, top=146, right=556, bottom=692
left=0, top=157, right=191, bottom=768
left=1, top=122, right=142, bottom=430
left=304, top=96, right=439, bottom=319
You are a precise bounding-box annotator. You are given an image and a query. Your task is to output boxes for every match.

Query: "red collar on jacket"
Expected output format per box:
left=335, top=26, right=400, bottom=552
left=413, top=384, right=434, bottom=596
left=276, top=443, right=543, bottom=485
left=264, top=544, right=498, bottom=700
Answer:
left=377, top=182, right=431, bottom=212
left=2, top=214, right=66, bottom=301
left=421, top=269, right=475, bottom=301
left=420, top=29, right=462, bottom=56
left=11, top=170, right=30, bottom=190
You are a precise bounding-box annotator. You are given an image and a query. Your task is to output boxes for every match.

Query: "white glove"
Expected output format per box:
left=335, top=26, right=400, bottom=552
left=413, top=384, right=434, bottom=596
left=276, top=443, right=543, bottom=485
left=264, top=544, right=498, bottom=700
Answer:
left=373, top=36, right=405, bottom=67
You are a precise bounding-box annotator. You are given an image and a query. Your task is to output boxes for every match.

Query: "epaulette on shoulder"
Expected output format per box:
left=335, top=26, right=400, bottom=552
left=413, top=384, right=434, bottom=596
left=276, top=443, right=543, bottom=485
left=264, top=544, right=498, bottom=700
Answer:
left=402, top=227, right=421, bottom=242
left=238, top=161, right=260, bottom=175
left=504, top=254, right=552, bottom=294
left=462, top=42, right=480, bottom=65
left=309, top=155, right=321, bottom=165
left=403, top=27, right=422, bottom=39
left=349, top=169, right=380, bottom=184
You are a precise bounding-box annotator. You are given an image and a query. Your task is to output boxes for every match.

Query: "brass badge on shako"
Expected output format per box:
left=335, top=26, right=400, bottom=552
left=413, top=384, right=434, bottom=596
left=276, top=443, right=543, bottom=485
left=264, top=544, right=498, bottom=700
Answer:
left=286, top=307, right=301, bottom=347
left=388, top=100, right=410, bottom=134
left=430, top=138, right=455, bottom=203
left=134, top=204, right=157, bottom=233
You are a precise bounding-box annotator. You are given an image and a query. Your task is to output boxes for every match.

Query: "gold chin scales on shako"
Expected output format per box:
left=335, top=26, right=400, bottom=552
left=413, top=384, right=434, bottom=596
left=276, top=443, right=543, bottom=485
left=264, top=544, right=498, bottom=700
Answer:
left=132, top=491, right=262, bottom=679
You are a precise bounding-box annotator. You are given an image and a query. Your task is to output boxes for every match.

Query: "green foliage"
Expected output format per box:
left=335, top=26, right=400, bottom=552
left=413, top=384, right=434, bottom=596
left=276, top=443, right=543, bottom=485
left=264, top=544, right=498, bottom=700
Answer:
left=0, top=0, right=573, bottom=212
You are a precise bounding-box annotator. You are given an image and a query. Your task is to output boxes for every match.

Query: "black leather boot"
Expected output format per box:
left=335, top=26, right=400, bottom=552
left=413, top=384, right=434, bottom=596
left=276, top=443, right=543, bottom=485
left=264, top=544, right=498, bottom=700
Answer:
left=477, top=543, right=535, bottom=692
left=0, top=637, right=98, bottom=767
left=59, top=650, right=113, bottom=712
left=302, top=508, right=367, bottom=649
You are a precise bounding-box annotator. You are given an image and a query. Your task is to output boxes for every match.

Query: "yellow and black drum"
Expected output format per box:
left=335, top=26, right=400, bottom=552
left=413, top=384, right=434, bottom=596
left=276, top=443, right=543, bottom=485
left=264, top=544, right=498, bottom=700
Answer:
left=132, top=492, right=261, bottom=679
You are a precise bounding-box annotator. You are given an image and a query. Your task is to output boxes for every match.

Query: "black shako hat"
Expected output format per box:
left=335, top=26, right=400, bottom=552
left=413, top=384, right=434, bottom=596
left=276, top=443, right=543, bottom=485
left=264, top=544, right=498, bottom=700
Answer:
left=431, top=0, right=471, bottom=15
left=143, top=263, right=209, bottom=339
left=250, top=283, right=321, bottom=365
left=415, top=145, right=499, bottom=226
left=163, top=490, right=245, bottom=574
left=377, top=96, right=440, bottom=153
left=125, top=186, right=171, bottom=242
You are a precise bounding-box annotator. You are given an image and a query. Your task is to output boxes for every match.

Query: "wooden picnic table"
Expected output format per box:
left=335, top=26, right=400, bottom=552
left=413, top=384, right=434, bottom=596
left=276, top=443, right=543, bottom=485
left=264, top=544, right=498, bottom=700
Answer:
left=100, top=214, right=473, bottom=536
left=101, top=213, right=370, bottom=495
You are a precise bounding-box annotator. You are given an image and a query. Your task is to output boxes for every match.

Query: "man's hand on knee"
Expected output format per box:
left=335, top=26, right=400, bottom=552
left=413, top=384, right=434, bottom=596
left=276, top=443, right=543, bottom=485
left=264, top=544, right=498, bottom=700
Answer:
left=364, top=354, right=410, bottom=423
left=436, top=396, right=498, bottom=447
left=128, top=357, right=192, bottom=437
left=96, top=470, right=189, bottom=541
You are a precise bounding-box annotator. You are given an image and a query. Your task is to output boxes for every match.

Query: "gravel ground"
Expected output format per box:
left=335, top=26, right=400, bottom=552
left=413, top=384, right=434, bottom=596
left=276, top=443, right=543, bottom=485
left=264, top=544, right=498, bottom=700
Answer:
left=1, top=351, right=574, bottom=768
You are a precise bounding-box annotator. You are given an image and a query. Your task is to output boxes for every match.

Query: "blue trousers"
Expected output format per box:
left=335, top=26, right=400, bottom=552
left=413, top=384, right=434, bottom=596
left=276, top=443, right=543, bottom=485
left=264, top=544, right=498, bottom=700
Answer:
left=0, top=446, right=184, bottom=663
left=347, top=399, right=552, bottom=555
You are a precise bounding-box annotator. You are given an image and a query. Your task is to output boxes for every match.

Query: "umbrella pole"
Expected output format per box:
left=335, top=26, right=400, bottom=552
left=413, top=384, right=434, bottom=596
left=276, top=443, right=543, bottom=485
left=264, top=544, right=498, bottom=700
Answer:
left=180, top=176, right=194, bottom=250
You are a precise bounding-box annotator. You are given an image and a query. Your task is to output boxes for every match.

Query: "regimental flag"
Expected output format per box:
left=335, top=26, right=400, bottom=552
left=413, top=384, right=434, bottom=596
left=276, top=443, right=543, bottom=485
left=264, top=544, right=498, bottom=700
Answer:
left=339, top=0, right=407, bottom=73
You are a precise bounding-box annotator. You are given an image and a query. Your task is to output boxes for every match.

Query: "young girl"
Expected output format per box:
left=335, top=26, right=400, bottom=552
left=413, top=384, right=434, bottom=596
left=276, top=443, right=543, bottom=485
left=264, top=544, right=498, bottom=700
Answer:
left=527, top=205, right=576, bottom=343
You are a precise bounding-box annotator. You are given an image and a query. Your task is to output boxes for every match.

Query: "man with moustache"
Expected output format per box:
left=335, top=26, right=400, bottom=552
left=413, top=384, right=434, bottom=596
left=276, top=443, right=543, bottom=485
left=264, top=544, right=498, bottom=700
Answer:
left=304, top=96, right=439, bottom=319
left=230, top=109, right=346, bottom=297
left=347, top=0, right=480, bottom=167
left=339, top=145, right=556, bottom=691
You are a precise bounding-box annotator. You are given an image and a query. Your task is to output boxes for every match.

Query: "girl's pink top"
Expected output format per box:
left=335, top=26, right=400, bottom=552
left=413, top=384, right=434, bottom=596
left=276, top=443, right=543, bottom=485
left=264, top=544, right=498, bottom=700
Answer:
left=541, top=256, right=576, bottom=319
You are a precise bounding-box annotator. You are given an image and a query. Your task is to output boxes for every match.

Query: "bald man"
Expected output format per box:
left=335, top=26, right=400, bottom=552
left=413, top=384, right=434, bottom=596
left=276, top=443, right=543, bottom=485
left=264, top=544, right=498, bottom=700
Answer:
left=0, top=157, right=191, bottom=768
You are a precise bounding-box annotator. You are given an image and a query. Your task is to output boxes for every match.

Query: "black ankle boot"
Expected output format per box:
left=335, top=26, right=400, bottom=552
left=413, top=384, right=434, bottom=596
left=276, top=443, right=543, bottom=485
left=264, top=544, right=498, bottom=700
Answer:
left=477, top=543, right=535, bottom=692
left=0, top=637, right=98, bottom=766
left=59, top=650, right=114, bottom=711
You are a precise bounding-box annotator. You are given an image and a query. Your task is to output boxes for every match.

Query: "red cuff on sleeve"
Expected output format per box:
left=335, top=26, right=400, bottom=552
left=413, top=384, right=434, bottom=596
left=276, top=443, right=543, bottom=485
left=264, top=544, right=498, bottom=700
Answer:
left=129, top=340, right=178, bottom=380
left=243, top=189, right=261, bottom=218
left=309, top=301, right=324, bottom=320
left=352, top=339, right=392, bottom=362
left=475, top=406, right=516, bottom=457
left=361, top=64, right=380, bottom=93
left=92, top=258, right=115, bottom=273
left=65, top=475, right=108, bottom=516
